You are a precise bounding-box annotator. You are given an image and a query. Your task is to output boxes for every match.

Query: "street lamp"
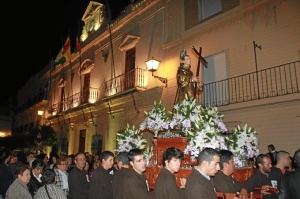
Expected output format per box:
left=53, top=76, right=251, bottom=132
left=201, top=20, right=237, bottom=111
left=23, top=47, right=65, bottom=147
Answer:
left=146, top=57, right=167, bottom=87
left=37, top=110, right=44, bottom=116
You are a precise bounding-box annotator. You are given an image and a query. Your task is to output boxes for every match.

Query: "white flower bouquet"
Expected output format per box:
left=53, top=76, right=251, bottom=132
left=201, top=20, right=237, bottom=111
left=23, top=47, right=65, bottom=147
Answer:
left=140, top=100, right=170, bottom=137
left=227, top=124, right=259, bottom=167
left=170, top=95, right=202, bottom=134
left=171, top=96, right=228, bottom=158
left=184, top=105, right=228, bottom=158
left=115, top=123, right=147, bottom=154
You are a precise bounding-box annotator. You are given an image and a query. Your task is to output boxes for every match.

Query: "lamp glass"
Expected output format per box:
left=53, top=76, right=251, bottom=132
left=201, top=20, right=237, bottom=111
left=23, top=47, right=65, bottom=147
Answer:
left=146, top=58, right=160, bottom=72
left=37, top=110, right=44, bottom=116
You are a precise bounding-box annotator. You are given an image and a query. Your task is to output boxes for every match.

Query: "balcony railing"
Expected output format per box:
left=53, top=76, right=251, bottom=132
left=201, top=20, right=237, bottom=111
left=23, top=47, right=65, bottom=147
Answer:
left=46, top=61, right=299, bottom=114
left=48, top=87, right=100, bottom=114
left=103, top=68, right=146, bottom=98
left=202, top=60, right=300, bottom=107
left=17, top=90, right=48, bottom=113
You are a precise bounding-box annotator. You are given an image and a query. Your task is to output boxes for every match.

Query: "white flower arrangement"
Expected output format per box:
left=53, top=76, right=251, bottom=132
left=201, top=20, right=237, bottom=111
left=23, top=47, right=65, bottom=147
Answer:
left=171, top=96, right=228, bottom=158
left=227, top=124, right=259, bottom=167
left=115, top=123, right=147, bottom=154
left=143, top=146, right=154, bottom=165
left=170, top=95, right=202, bottom=134
left=140, top=100, right=170, bottom=137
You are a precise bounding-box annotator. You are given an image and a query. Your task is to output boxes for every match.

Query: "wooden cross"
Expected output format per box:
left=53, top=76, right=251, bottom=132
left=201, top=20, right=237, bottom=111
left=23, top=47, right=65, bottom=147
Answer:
left=192, top=46, right=207, bottom=100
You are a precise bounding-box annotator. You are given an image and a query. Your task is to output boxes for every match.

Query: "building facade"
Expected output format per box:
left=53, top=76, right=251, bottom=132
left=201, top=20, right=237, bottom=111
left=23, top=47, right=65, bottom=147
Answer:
left=14, top=0, right=300, bottom=156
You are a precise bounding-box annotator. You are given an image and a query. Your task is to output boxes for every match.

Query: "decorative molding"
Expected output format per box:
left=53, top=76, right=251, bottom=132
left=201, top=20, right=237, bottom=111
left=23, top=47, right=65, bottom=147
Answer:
left=118, top=35, right=140, bottom=51
left=57, top=78, right=67, bottom=88
left=78, top=59, right=94, bottom=75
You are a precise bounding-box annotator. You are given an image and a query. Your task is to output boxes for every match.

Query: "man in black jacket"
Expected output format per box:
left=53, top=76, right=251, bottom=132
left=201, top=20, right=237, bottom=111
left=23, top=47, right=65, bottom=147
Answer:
left=68, top=152, right=90, bottom=199
left=277, top=148, right=300, bottom=199
left=267, top=144, right=277, bottom=166
left=88, top=150, right=114, bottom=199
left=244, top=154, right=282, bottom=199
left=27, top=159, right=45, bottom=197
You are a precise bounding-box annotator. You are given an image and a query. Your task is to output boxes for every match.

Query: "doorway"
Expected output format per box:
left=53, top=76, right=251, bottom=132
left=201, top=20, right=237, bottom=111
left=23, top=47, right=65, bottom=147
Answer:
left=79, top=129, right=86, bottom=152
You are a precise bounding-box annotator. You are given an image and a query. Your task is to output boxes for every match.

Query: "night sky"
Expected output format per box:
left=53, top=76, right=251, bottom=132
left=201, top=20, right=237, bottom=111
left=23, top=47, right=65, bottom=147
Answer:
left=1, top=0, right=131, bottom=106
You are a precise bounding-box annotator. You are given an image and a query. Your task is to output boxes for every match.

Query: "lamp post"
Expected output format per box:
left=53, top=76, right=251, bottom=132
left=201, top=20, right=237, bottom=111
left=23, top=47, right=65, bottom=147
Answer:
left=253, top=41, right=261, bottom=99
left=146, top=57, right=167, bottom=87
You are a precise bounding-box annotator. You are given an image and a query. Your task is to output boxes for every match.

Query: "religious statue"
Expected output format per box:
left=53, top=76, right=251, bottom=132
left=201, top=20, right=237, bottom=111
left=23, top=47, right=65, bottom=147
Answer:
left=174, top=49, right=204, bottom=104
left=34, top=132, right=43, bottom=154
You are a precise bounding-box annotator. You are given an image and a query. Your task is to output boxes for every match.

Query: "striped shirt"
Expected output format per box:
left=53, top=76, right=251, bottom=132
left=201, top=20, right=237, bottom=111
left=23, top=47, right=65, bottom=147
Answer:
left=54, top=168, right=69, bottom=196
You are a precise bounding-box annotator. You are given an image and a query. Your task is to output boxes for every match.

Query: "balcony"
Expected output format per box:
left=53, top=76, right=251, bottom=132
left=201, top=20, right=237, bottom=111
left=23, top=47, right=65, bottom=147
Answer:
left=46, top=60, right=299, bottom=114
left=17, top=90, right=48, bottom=114
left=48, top=87, right=100, bottom=114
left=202, top=60, right=300, bottom=107
left=102, top=68, right=146, bottom=100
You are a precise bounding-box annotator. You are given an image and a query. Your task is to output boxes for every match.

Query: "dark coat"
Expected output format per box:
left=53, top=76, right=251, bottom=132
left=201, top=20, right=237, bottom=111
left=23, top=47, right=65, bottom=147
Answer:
left=9, top=161, right=25, bottom=180
left=185, top=169, right=218, bottom=199
left=0, top=163, right=14, bottom=197
left=152, top=168, right=184, bottom=199
left=244, top=167, right=282, bottom=199
left=88, top=165, right=113, bottom=199
left=122, top=169, right=151, bottom=199
left=267, top=151, right=278, bottom=166
left=212, top=171, right=244, bottom=193
left=68, top=167, right=90, bottom=199
left=27, top=171, right=44, bottom=197
left=277, top=168, right=300, bottom=199
left=112, top=168, right=131, bottom=199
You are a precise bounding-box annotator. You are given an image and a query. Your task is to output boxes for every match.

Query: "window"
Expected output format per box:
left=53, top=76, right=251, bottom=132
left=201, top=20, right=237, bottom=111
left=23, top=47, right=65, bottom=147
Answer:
left=124, top=47, right=136, bottom=90
left=202, top=51, right=228, bottom=106
left=198, top=0, right=222, bottom=21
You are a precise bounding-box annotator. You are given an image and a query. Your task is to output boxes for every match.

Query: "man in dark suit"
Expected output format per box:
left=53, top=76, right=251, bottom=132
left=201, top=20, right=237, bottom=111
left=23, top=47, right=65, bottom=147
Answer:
left=277, top=148, right=300, bottom=199
left=267, top=144, right=277, bottom=166
left=185, top=147, right=220, bottom=199
left=152, top=147, right=185, bottom=199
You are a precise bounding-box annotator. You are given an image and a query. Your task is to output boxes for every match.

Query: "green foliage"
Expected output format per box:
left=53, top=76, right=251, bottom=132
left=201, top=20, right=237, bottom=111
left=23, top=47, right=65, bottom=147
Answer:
left=30, top=125, right=58, bottom=147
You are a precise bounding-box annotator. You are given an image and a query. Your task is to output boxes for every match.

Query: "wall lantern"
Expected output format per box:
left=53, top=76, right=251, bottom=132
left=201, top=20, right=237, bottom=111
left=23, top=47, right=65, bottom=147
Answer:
left=146, top=57, right=167, bottom=87
left=37, top=110, right=44, bottom=116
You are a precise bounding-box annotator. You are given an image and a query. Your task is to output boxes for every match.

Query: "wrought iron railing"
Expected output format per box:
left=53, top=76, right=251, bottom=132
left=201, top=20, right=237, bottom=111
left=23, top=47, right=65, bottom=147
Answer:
left=46, top=61, right=299, bottom=113
left=17, top=90, right=48, bottom=113
left=103, top=68, right=146, bottom=98
left=202, top=60, right=300, bottom=107
left=48, top=87, right=100, bottom=114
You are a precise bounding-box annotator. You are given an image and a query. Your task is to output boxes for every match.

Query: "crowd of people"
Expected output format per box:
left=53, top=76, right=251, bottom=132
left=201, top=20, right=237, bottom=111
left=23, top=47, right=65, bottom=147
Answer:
left=0, top=145, right=299, bottom=199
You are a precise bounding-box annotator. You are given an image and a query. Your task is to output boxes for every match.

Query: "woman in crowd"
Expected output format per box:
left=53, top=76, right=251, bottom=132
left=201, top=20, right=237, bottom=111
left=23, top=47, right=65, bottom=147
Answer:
left=49, top=152, right=59, bottom=169
left=6, top=165, right=32, bottom=199
left=66, top=154, right=75, bottom=173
